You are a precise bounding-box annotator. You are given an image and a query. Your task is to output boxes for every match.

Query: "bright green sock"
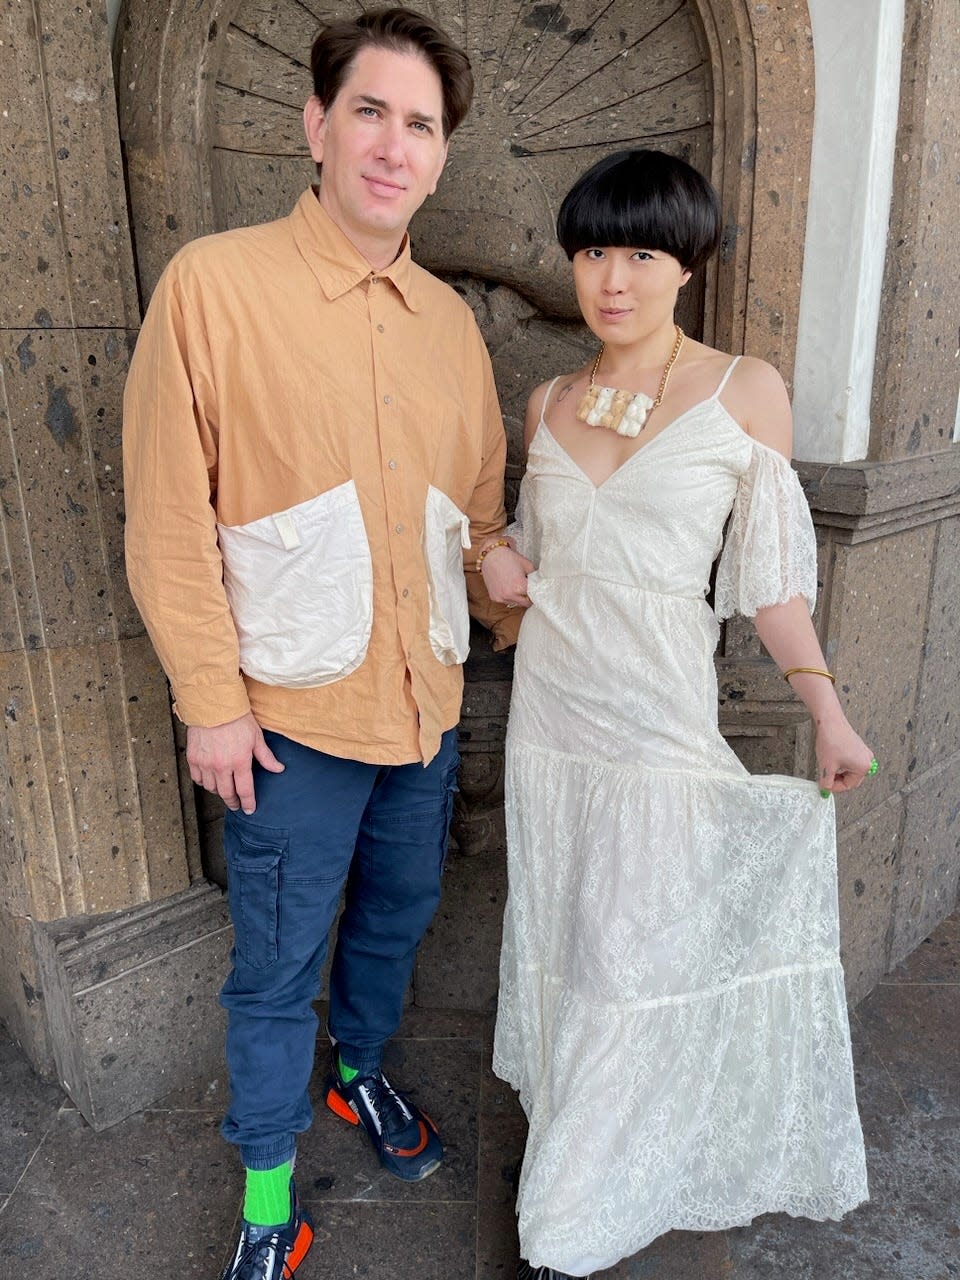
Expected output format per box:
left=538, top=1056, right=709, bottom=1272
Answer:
left=338, top=1051, right=359, bottom=1084
left=243, top=1160, right=293, bottom=1227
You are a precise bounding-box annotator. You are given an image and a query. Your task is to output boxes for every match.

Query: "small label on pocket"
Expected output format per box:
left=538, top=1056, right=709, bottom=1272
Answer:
left=273, top=512, right=301, bottom=549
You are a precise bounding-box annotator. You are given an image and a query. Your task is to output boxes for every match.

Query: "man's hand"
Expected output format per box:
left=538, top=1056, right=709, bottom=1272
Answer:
left=186, top=712, right=285, bottom=814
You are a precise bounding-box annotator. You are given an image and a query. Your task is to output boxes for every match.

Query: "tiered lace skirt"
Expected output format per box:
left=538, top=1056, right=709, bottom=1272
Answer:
left=493, top=578, right=868, bottom=1276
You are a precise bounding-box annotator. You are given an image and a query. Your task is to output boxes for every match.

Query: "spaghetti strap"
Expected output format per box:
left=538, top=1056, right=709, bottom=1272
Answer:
left=713, top=356, right=741, bottom=399
left=539, top=376, right=563, bottom=425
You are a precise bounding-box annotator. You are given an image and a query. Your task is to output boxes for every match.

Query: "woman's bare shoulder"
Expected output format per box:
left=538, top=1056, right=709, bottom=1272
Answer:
left=720, top=355, right=793, bottom=457
left=523, top=372, right=584, bottom=448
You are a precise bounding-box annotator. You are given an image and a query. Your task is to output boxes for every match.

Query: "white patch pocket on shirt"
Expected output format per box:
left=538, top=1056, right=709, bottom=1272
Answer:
left=217, top=480, right=373, bottom=687
left=423, top=485, right=472, bottom=665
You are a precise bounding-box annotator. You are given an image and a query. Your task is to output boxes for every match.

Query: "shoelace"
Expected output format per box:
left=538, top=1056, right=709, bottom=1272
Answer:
left=231, top=1229, right=285, bottom=1280
left=363, top=1072, right=415, bottom=1141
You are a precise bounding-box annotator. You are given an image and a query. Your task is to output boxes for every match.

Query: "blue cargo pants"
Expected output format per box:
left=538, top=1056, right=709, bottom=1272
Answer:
left=219, top=727, right=459, bottom=1170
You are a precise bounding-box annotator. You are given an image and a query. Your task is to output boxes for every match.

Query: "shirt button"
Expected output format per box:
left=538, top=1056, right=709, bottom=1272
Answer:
left=402, top=588, right=410, bottom=598
left=383, top=394, right=392, bottom=405
left=395, top=523, right=404, bottom=534
left=377, top=324, right=385, bottom=333
left=388, top=459, right=398, bottom=470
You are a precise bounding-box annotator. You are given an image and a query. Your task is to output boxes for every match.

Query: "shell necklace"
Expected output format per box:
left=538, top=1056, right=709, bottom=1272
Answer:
left=576, top=325, right=685, bottom=438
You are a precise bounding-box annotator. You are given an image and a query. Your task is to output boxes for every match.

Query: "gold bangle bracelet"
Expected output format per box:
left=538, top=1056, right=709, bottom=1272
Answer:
left=783, top=666, right=836, bottom=684
left=475, top=538, right=511, bottom=572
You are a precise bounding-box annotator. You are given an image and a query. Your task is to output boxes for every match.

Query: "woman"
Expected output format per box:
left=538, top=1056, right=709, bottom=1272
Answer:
left=478, top=150, right=873, bottom=1280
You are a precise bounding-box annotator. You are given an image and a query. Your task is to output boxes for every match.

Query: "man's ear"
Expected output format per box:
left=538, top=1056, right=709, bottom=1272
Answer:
left=428, top=138, right=450, bottom=196
left=303, top=95, right=326, bottom=165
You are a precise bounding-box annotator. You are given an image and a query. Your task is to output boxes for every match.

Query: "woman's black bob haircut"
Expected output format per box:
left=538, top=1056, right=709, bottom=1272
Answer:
left=556, top=149, right=722, bottom=271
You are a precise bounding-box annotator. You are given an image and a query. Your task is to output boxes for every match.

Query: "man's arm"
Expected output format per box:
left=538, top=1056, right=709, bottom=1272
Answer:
left=123, top=260, right=282, bottom=811
left=461, top=339, right=527, bottom=648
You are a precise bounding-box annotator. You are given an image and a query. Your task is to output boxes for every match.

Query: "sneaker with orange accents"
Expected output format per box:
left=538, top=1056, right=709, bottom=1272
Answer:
left=324, top=1065, right=443, bottom=1182
left=220, top=1179, right=314, bottom=1280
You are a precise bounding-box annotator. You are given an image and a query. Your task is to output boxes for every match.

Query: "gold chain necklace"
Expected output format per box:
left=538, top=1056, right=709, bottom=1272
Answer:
left=576, top=325, right=685, bottom=438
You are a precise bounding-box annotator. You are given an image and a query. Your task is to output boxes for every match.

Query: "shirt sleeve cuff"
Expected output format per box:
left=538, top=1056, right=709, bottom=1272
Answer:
left=172, top=679, right=252, bottom=727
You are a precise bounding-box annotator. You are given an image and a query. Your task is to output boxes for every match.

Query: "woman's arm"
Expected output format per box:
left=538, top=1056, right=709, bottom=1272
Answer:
left=480, top=383, right=546, bottom=606
left=752, top=598, right=874, bottom=793
left=726, top=358, right=875, bottom=793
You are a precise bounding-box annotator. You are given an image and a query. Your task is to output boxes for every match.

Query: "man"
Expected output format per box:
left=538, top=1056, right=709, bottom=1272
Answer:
left=123, top=10, right=513, bottom=1278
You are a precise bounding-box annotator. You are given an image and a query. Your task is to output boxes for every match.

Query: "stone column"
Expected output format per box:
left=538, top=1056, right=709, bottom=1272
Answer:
left=0, top=0, right=229, bottom=1127
left=790, top=0, right=960, bottom=999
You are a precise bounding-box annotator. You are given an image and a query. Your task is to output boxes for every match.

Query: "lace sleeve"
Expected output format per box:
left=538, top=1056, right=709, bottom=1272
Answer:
left=714, top=441, right=817, bottom=620
left=505, top=473, right=539, bottom=565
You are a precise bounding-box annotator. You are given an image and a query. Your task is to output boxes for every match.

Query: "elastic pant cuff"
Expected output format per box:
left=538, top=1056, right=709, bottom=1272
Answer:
left=336, top=1041, right=384, bottom=1075
left=239, top=1137, right=297, bottom=1172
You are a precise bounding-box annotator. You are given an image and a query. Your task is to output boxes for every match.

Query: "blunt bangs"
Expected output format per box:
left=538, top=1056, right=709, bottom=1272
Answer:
left=556, top=149, right=722, bottom=271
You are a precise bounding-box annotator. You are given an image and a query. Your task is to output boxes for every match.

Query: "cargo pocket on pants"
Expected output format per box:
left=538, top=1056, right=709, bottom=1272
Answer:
left=225, top=830, right=286, bottom=970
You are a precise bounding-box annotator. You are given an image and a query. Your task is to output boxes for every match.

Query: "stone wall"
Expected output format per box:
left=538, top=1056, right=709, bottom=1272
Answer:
left=0, top=0, right=227, bottom=1113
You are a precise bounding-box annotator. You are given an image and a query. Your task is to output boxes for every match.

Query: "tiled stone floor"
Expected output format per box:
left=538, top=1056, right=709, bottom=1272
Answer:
left=1, top=912, right=958, bottom=1279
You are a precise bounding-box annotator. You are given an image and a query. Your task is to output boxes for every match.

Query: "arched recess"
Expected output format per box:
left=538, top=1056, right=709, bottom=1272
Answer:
left=116, top=0, right=813, bottom=465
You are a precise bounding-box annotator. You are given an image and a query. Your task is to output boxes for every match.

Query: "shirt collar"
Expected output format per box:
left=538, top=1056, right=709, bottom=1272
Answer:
left=290, top=186, right=422, bottom=313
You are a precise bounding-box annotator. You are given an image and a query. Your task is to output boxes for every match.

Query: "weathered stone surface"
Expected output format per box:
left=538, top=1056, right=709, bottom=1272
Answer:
left=799, top=449, right=960, bottom=518
left=743, top=5, right=815, bottom=380
left=0, top=638, right=187, bottom=921
left=824, top=525, right=935, bottom=829
left=837, top=794, right=902, bottom=1003
left=727, top=1196, right=952, bottom=1280
left=915, top=514, right=960, bottom=771
left=0, top=1108, right=241, bottom=1277
left=0, top=907, right=53, bottom=1078
left=303, top=1203, right=476, bottom=1278
left=890, top=756, right=960, bottom=969
left=0, top=1, right=138, bottom=328
left=0, top=1024, right=63, bottom=1195
left=33, top=882, right=232, bottom=1130
left=871, top=0, right=960, bottom=461
left=0, top=327, right=140, bottom=651
left=858, top=980, right=960, bottom=1121
left=722, top=726, right=799, bottom=776
left=0, top=7, right=74, bottom=328
left=414, top=849, right=507, bottom=1013
left=886, top=909, right=960, bottom=984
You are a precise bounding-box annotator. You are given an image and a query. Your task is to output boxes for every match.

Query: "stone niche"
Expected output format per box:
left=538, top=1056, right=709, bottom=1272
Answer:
left=114, top=0, right=816, bottom=1022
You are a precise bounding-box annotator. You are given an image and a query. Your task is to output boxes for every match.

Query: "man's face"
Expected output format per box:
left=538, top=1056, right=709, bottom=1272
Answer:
left=304, top=45, right=449, bottom=251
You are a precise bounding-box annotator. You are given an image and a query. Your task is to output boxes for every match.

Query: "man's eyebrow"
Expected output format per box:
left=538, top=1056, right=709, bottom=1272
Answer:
left=355, top=93, right=437, bottom=125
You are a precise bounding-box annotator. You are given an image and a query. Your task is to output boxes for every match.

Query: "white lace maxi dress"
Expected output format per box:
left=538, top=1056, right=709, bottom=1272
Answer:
left=492, top=364, right=868, bottom=1277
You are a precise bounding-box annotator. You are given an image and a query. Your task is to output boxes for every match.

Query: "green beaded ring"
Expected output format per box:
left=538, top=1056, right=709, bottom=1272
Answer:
left=868, top=758, right=879, bottom=776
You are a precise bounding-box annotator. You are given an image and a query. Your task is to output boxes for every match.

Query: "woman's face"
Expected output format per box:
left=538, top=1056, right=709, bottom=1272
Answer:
left=571, top=246, right=691, bottom=345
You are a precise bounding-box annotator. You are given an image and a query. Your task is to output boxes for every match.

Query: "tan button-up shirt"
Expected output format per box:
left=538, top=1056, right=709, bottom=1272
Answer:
left=123, top=188, right=511, bottom=764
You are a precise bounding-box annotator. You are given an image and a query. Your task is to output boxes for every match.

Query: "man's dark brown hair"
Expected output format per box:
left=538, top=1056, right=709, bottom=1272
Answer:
left=310, top=7, right=474, bottom=139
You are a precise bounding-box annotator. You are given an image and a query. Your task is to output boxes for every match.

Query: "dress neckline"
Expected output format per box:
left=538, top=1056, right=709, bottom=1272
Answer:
left=536, top=393, right=742, bottom=492
left=537, top=356, right=743, bottom=490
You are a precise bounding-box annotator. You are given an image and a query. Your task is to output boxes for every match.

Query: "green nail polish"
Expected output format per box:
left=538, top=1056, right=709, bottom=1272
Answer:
left=820, top=788, right=831, bottom=798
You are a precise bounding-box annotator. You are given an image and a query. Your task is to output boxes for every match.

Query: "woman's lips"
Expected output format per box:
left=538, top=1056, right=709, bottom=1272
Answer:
left=598, top=307, right=631, bottom=320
